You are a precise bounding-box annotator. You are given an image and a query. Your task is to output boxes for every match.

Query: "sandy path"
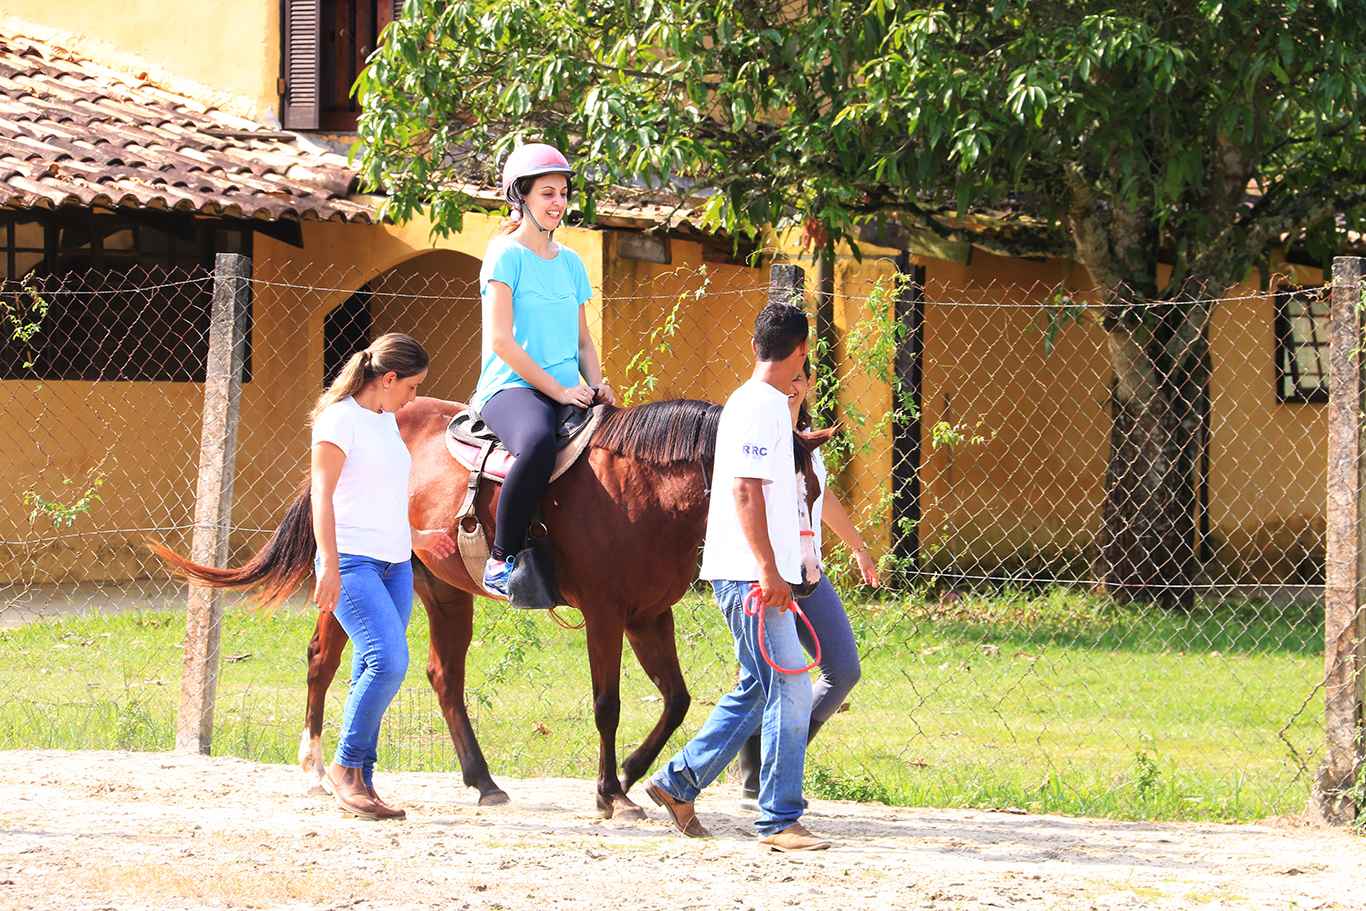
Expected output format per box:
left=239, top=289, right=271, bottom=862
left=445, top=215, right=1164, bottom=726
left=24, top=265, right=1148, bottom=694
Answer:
left=1, top=750, right=1360, bottom=910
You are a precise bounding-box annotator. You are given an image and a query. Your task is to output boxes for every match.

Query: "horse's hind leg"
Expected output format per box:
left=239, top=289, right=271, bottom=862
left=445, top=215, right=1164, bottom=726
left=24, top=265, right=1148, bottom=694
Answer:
left=620, top=608, right=690, bottom=793
left=415, top=561, right=509, bottom=806
left=300, top=610, right=348, bottom=794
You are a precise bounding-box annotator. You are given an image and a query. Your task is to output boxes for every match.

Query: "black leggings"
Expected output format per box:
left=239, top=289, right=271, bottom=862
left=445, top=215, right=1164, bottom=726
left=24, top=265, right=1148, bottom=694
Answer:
left=480, top=387, right=558, bottom=559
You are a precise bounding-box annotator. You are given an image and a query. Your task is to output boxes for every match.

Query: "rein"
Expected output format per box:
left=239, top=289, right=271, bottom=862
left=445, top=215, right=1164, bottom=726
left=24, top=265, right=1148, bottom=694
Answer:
left=742, top=583, right=821, bottom=676
left=547, top=606, right=585, bottom=631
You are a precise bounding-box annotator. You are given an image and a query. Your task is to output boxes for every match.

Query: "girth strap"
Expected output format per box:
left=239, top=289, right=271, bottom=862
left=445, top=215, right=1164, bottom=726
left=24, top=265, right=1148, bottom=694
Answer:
left=456, top=440, right=496, bottom=594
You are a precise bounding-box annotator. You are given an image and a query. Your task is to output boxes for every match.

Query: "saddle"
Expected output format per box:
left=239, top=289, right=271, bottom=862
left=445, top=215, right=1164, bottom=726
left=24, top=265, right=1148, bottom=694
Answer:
left=445, top=403, right=601, bottom=484
left=446, top=403, right=604, bottom=608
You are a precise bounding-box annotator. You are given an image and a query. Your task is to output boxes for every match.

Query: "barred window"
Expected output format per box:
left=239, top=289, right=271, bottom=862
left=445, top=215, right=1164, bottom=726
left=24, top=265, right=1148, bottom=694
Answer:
left=0, top=212, right=251, bottom=382
left=1273, top=284, right=1329, bottom=404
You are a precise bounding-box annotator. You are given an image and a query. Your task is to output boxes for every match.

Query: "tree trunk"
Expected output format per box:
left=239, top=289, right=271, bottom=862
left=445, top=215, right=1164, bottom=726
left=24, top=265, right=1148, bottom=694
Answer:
left=1097, top=298, right=1211, bottom=609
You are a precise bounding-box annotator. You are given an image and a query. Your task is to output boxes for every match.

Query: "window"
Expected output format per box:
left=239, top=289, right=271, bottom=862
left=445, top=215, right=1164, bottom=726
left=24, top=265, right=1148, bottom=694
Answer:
left=283, top=0, right=403, bottom=132
left=1274, top=284, right=1329, bottom=404
left=0, top=212, right=252, bottom=382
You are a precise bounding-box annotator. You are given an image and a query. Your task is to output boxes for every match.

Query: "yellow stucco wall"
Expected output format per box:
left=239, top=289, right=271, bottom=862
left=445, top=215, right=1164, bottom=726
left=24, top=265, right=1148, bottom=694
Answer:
left=1207, top=265, right=1328, bottom=582
left=910, top=254, right=1110, bottom=573
left=599, top=233, right=767, bottom=405
left=5, top=4, right=280, bottom=123
left=824, top=251, right=899, bottom=558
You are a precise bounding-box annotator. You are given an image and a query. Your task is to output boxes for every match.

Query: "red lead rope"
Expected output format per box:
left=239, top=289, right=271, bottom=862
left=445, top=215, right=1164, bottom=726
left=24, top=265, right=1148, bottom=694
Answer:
left=742, top=582, right=822, bottom=676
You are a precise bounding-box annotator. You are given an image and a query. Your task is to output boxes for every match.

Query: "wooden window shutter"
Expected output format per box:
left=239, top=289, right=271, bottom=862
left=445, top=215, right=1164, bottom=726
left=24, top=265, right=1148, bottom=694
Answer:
left=378, top=0, right=404, bottom=31
left=283, top=0, right=321, bottom=130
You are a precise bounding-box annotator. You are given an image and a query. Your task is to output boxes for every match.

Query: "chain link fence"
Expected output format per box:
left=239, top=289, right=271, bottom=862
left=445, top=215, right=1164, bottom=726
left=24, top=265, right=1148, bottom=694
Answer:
left=0, top=249, right=1360, bottom=824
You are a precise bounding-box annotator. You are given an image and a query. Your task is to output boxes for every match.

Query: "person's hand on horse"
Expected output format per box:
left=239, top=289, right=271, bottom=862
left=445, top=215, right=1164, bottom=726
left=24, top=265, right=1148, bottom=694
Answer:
left=555, top=383, right=597, bottom=408
left=854, top=547, right=880, bottom=587
left=757, top=564, right=793, bottom=609
left=312, top=563, right=341, bottom=613
left=592, top=383, right=617, bottom=407
left=414, top=528, right=457, bottom=560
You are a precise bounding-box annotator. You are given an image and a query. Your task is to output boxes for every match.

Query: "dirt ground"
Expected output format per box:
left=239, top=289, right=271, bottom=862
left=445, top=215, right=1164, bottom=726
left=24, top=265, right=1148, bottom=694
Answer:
left=1, top=750, right=1362, bottom=911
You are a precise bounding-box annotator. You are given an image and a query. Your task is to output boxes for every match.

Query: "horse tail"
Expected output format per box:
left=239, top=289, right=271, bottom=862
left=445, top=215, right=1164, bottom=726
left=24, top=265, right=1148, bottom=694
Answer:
left=148, top=483, right=316, bottom=610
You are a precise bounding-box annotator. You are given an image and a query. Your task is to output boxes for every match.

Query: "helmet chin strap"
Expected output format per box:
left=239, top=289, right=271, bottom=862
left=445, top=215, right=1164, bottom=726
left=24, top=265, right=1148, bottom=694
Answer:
left=519, top=204, right=556, bottom=240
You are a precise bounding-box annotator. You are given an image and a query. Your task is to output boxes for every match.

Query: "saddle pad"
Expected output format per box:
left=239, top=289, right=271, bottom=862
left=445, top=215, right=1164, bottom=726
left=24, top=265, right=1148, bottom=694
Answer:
left=445, top=405, right=604, bottom=484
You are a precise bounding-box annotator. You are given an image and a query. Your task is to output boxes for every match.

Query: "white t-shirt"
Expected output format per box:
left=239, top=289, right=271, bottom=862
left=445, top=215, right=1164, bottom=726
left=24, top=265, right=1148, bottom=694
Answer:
left=811, top=450, right=827, bottom=558
left=699, top=379, right=803, bottom=584
left=311, top=396, right=413, bottom=563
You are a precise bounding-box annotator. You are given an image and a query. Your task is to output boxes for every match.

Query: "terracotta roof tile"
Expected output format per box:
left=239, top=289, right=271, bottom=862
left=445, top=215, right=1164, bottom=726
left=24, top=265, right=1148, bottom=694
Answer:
left=0, top=29, right=374, bottom=223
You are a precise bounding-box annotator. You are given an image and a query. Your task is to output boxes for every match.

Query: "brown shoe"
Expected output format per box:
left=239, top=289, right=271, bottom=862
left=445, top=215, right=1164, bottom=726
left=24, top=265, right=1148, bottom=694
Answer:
left=759, top=822, right=831, bottom=852
left=367, top=786, right=407, bottom=820
left=644, top=781, right=710, bottom=837
left=325, top=766, right=394, bottom=821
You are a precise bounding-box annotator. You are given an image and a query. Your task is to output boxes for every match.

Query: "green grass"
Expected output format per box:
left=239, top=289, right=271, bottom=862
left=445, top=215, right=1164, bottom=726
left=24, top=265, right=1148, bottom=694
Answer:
left=0, top=587, right=1323, bottom=822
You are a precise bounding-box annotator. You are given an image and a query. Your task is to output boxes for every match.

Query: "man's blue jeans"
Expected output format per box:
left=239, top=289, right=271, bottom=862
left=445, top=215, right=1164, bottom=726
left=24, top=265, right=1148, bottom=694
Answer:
left=652, top=579, right=813, bottom=834
left=322, top=553, right=414, bottom=788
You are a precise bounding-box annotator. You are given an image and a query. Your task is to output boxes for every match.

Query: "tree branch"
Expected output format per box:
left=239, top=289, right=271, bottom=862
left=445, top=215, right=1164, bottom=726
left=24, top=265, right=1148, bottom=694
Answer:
left=1062, top=162, right=1125, bottom=291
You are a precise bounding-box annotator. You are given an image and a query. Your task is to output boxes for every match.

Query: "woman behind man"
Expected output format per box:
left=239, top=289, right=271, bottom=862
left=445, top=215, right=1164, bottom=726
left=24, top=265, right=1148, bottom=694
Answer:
left=310, top=332, right=455, bottom=819
left=736, top=358, right=880, bottom=807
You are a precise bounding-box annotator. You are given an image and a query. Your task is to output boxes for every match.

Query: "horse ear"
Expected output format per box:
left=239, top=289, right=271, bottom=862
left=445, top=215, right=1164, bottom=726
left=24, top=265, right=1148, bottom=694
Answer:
left=797, top=427, right=838, bottom=449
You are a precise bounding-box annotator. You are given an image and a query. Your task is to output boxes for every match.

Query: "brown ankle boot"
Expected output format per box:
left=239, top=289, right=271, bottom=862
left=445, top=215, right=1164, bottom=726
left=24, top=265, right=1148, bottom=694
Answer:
left=760, top=822, right=832, bottom=852
left=325, top=764, right=391, bottom=820
left=367, top=783, right=406, bottom=820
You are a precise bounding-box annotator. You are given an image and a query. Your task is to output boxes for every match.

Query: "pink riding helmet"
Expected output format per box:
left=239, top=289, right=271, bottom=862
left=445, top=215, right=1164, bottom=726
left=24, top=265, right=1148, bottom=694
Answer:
left=500, top=143, right=573, bottom=208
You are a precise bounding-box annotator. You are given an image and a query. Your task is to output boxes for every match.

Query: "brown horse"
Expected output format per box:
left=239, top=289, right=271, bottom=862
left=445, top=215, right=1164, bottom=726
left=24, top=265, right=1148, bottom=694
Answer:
left=154, top=395, right=830, bottom=817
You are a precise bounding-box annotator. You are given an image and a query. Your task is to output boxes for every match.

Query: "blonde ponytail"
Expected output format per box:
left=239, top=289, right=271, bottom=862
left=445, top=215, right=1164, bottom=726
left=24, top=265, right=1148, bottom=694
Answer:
left=310, top=332, right=430, bottom=422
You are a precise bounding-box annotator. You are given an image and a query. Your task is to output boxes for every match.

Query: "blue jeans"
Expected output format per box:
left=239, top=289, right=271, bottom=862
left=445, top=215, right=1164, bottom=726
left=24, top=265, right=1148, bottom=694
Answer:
left=652, top=580, right=813, bottom=835
left=322, top=554, right=414, bottom=787
left=798, top=574, right=861, bottom=726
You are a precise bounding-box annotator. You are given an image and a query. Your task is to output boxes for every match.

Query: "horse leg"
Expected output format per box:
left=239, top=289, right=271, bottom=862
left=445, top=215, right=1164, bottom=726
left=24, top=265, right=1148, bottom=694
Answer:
left=584, top=612, right=643, bottom=820
left=619, top=608, right=690, bottom=794
left=299, top=610, right=347, bottom=794
left=415, top=562, right=509, bottom=806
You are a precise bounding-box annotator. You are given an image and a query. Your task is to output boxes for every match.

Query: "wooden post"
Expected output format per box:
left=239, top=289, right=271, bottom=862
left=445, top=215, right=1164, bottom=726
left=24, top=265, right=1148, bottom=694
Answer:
left=176, top=253, right=251, bottom=754
left=812, top=252, right=837, bottom=427
left=1314, top=255, right=1366, bottom=824
left=769, top=262, right=805, bottom=310
left=891, top=253, right=926, bottom=576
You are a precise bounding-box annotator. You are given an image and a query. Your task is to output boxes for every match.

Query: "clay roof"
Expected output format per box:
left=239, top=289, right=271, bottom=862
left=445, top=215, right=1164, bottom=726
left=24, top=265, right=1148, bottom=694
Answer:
left=0, top=29, right=375, bottom=223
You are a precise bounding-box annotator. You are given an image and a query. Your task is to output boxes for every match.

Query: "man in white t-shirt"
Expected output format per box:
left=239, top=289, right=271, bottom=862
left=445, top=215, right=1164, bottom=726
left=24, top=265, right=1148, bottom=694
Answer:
left=645, top=301, right=831, bottom=852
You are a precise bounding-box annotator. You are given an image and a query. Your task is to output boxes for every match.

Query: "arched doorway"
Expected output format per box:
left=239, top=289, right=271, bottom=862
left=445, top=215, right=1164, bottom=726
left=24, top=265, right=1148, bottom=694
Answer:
left=323, top=249, right=482, bottom=401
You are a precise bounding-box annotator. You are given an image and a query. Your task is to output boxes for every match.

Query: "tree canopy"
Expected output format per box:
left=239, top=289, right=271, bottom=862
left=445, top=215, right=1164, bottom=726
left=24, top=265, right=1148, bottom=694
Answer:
left=358, top=0, right=1366, bottom=298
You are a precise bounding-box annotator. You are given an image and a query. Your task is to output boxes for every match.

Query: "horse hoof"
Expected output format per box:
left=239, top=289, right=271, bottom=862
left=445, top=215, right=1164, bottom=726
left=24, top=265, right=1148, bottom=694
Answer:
left=478, top=789, right=510, bottom=807
left=598, top=794, right=646, bottom=821
left=614, top=801, right=647, bottom=821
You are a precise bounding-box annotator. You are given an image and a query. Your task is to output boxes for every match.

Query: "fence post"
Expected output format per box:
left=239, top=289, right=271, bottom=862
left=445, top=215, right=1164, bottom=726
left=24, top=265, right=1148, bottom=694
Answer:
left=891, top=253, right=926, bottom=575
left=176, top=253, right=251, bottom=754
left=812, top=253, right=836, bottom=427
left=1315, top=255, right=1366, bottom=823
left=769, top=262, right=805, bottom=309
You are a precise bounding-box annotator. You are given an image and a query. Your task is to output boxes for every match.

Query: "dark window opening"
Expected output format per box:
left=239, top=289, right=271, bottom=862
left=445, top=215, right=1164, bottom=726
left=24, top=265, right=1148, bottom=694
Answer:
left=1274, top=284, right=1329, bottom=404
left=324, top=285, right=373, bottom=386
left=0, top=212, right=252, bottom=382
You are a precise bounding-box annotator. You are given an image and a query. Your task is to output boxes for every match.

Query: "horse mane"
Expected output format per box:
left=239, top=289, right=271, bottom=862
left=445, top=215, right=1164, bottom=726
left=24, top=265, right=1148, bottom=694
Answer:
left=592, top=399, right=723, bottom=466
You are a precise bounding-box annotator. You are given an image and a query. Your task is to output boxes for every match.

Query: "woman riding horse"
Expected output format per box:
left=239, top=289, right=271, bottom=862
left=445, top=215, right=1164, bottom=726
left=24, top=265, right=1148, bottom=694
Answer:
left=474, top=142, right=616, bottom=600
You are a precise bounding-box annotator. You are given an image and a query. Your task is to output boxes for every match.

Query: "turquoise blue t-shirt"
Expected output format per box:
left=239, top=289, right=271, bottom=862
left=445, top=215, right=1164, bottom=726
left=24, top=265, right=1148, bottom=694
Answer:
left=471, top=236, right=593, bottom=411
